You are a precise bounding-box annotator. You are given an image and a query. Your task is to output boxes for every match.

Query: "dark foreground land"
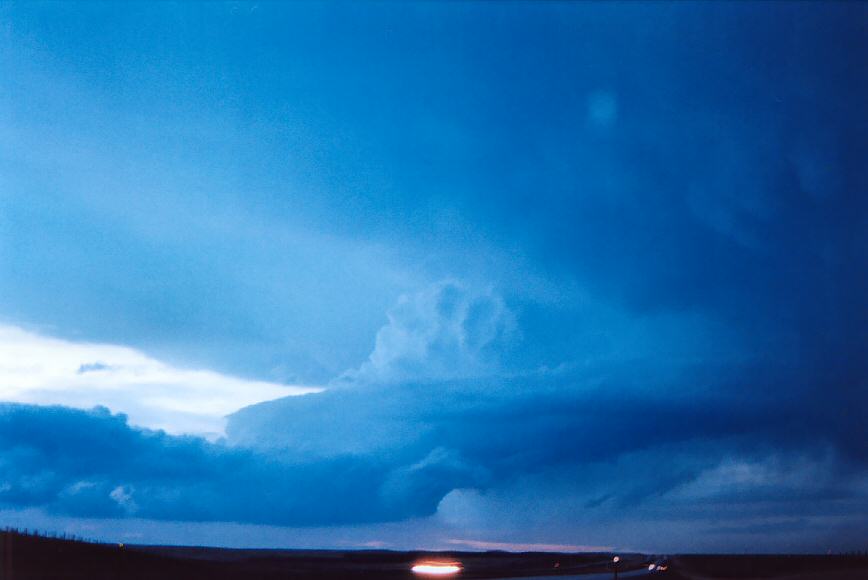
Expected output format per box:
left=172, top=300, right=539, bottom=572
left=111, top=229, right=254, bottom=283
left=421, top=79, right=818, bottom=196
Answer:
left=2, top=530, right=867, bottom=580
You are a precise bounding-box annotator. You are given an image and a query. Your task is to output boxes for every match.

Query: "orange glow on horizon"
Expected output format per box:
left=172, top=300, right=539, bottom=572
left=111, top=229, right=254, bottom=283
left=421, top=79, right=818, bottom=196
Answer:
left=411, top=563, right=462, bottom=575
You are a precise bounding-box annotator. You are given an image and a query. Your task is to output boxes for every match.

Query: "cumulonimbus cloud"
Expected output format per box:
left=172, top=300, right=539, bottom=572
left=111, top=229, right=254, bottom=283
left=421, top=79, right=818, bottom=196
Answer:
left=337, top=281, right=515, bottom=385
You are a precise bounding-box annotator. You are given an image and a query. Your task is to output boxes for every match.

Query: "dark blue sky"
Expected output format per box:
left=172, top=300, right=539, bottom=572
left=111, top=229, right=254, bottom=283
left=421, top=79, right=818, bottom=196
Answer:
left=0, top=1, right=866, bottom=552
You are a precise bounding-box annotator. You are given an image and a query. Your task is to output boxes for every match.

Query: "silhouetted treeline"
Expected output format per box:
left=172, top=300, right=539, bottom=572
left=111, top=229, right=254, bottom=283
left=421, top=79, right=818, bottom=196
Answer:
left=2, top=526, right=98, bottom=544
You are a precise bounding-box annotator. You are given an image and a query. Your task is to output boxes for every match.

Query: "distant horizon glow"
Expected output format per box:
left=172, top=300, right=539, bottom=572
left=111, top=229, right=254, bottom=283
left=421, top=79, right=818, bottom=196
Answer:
left=0, top=324, right=321, bottom=435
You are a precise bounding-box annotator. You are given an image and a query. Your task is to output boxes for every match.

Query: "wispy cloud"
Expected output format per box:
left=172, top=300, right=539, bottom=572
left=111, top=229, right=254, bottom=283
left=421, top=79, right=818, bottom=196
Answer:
left=0, top=325, right=321, bottom=436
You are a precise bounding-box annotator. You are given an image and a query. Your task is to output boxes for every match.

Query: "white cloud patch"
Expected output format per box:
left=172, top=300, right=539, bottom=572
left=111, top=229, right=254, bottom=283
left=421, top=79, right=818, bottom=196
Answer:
left=339, top=281, right=514, bottom=384
left=0, top=325, right=321, bottom=436
left=109, top=485, right=138, bottom=515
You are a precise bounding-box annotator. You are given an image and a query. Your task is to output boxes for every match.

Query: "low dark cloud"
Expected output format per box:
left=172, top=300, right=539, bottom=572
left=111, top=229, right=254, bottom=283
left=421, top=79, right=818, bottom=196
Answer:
left=2, top=347, right=865, bottom=533
left=0, top=404, right=391, bottom=525
left=76, top=362, right=112, bottom=374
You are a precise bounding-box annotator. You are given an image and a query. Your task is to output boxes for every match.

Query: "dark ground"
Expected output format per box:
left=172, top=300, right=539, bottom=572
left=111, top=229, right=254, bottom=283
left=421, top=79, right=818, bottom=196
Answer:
left=2, top=530, right=867, bottom=580
left=0, top=530, right=646, bottom=580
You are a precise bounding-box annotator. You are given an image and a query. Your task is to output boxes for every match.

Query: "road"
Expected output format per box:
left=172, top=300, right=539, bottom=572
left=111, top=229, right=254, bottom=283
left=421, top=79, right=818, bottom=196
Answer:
left=494, top=566, right=660, bottom=580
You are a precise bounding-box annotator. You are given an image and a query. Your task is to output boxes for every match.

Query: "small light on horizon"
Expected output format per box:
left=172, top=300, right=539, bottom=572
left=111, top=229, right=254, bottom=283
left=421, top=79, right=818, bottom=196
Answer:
left=411, top=563, right=462, bottom=575
left=613, top=555, right=620, bottom=563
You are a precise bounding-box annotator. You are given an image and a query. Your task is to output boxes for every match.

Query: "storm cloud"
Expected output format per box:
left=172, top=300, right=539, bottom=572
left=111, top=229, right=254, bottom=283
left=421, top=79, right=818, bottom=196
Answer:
left=0, top=0, right=866, bottom=551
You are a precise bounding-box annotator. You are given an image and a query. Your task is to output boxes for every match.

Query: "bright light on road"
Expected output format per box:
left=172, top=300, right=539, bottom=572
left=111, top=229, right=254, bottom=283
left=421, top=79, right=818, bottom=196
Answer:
left=613, top=556, right=620, bottom=563
left=411, top=563, right=462, bottom=575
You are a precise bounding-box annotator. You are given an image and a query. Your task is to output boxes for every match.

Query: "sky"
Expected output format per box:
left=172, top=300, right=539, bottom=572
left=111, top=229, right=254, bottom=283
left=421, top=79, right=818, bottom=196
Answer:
left=0, top=1, right=866, bottom=554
